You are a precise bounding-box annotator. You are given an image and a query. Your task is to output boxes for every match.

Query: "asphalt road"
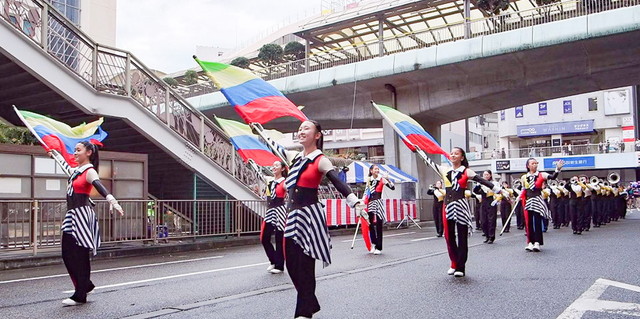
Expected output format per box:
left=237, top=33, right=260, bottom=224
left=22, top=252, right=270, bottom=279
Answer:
left=1, top=211, right=639, bottom=319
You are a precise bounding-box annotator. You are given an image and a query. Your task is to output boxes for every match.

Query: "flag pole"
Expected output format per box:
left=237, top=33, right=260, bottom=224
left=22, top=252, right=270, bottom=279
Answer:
left=370, top=100, right=449, bottom=185
left=249, top=122, right=289, bottom=168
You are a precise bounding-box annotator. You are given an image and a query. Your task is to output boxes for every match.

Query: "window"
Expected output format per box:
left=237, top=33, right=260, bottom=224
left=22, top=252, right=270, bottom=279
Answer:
left=588, top=97, right=598, bottom=111
left=48, top=0, right=81, bottom=25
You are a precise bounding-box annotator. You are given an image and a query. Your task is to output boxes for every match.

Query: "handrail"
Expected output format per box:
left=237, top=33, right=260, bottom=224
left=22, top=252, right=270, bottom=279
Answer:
left=0, top=0, right=262, bottom=196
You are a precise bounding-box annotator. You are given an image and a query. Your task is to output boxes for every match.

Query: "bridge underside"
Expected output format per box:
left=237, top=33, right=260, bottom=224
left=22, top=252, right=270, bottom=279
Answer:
left=201, top=29, right=640, bottom=131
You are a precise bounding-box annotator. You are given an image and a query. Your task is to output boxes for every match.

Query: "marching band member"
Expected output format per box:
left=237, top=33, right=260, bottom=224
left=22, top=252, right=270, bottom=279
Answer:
left=50, top=141, right=124, bottom=306
left=441, top=147, right=501, bottom=277
left=590, top=179, right=602, bottom=227
left=568, top=176, right=584, bottom=235
left=548, top=180, right=562, bottom=229
left=617, top=184, right=628, bottom=219
left=261, top=161, right=288, bottom=274
left=581, top=177, right=593, bottom=232
left=426, top=180, right=445, bottom=237
left=363, top=164, right=395, bottom=254
left=499, top=181, right=513, bottom=233
left=269, top=120, right=361, bottom=319
left=519, top=158, right=563, bottom=252
left=512, top=180, right=525, bottom=230
left=559, top=180, right=571, bottom=227
left=473, top=170, right=498, bottom=244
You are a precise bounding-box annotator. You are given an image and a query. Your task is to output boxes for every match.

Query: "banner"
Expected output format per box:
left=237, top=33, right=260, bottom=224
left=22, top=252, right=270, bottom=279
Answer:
left=324, top=199, right=416, bottom=226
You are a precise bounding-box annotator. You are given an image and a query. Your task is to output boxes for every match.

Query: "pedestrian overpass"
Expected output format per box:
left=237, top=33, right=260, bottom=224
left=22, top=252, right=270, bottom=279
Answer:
left=0, top=0, right=261, bottom=200
left=190, top=0, right=640, bottom=130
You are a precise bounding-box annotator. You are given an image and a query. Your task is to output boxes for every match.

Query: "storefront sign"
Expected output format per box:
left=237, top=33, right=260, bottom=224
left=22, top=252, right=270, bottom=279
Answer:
left=563, top=100, right=572, bottom=114
left=495, top=160, right=510, bottom=171
left=517, top=120, right=594, bottom=137
left=515, top=106, right=523, bottom=118
left=539, top=103, right=547, bottom=116
left=544, top=156, right=595, bottom=169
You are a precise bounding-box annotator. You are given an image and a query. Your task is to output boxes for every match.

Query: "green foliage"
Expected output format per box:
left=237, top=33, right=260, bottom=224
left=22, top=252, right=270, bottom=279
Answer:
left=184, top=70, right=198, bottom=85
left=163, top=77, right=179, bottom=87
left=230, top=57, right=251, bottom=69
left=283, top=41, right=305, bottom=60
left=535, top=0, right=560, bottom=5
left=0, top=122, right=37, bottom=145
left=477, top=0, right=510, bottom=15
left=258, top=43, right=284, bottom=65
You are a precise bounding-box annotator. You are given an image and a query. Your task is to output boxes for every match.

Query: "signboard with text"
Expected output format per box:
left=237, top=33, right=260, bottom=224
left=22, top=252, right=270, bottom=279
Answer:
left=517, top=120, right=594, bottom=137
left=543, top=156, right=595, bottom=170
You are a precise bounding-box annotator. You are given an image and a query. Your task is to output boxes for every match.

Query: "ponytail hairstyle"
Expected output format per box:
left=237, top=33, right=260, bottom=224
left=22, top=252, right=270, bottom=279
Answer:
left=79, top=140, right=100, bottom=172
left=525, top=157, right=536, bottom=173
left=452, top=147, right=469, bottom=168
left=309, top=120, right=324, bottom=150
left=278, top=160, right=289, bottom=178
left=369, top=164, right=379, bottom=177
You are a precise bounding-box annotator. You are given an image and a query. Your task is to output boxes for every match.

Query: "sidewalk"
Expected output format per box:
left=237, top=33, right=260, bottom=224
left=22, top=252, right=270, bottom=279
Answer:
left=0, top=221, right=432, bottom=271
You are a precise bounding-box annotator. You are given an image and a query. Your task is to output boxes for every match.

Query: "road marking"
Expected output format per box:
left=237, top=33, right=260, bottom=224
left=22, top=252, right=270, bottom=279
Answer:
left=410, top=236, right=438, bottom=242
left=340, top=231, right=416, bottom=243
left=63, top=261, right=269, bottom=293
left=557, top=278, right=640, bottom=318
left=0, top=255, right=224, bottom=285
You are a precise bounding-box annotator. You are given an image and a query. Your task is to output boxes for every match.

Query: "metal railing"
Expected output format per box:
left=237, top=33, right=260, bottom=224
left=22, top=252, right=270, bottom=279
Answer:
left=469, top=142, right=636, bottom=160
left=249, top=0, right=639, bottom=81
left=0, top=0, right=262, bottom=195
left=0, top=199, right=267, bottom=255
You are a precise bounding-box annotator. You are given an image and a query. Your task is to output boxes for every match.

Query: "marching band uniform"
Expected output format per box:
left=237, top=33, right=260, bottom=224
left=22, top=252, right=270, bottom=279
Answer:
left=364, top=175, right=395, bottom=252
left=262, top=177, right=286, bottom=273
left=473, top=183, right=498, bottom=243
left=582, top=183, right=593, bottom=231
left=549, top=184, right=562, bottom=229
left=426, top=186, right=445, bottom=237
left=617, top=186, right=628, bottom=219
left=559, top=183, right=571, bottom=227
left=513, top=184, right=525, bottom=230
left=499, top=188, right=513, bottom=233
left=591, top=183, right=602, bottom=227
left=53, top=151, right=122, bottom=305
left=473, top=194, right=482, bottom=231
left=284, top=150, right=359, bottom=318
left=568, top=180, right=584, bottom=235
left=443, top=165, right=499, bottom=276
left=520, top=168, right=559, bottom=251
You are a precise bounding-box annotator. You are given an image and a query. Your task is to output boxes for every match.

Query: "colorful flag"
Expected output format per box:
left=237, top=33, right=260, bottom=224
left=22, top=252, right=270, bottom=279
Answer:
left=371, top=102, right=450, bottom=159
left=14, top=108, right=108, bottom=167
left=194, top=57, right=308, bottom=124
left=215, top=117, right=284, bottom=166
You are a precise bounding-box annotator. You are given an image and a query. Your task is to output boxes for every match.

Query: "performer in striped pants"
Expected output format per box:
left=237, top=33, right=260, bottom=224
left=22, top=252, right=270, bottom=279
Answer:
left=441, top=147, right=501, bottom=277
left=261, top=161, right=288, bottom=274
left=363, top=164, right=395, bottom=255
left=519, top=158, right=563, bottom=252
left=51, top=141, right=124, bottom=306
left=281, top=120, right=361, bottom=319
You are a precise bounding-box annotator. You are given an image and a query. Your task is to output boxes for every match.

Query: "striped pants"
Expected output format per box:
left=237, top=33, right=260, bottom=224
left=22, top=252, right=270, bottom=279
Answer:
left=62, top=232, right=93, bottom=302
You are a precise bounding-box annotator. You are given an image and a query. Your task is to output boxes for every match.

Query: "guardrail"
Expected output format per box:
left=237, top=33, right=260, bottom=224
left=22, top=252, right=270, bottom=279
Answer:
left=469, top=142, right=636, bottom=161
left=0, top=0, right=262, bottom=195
left=0, top=199, right=267, bottom=255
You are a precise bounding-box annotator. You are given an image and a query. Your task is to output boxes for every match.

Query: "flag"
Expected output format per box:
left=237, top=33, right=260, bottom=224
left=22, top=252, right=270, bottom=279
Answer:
left=215, top=117, right=284, bottom=166
left=14, top=108, right=108, bottom=167
left=371, top=102, right=450, bottom=159
left=194, top=57, right=308, bottom=124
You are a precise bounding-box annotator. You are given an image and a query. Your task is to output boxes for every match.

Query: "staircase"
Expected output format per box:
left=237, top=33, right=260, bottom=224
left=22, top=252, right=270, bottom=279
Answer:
left=0, top=0, right=261, bottom=200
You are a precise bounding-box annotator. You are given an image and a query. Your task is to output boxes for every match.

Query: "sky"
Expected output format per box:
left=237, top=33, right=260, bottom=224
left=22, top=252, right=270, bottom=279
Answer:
left=116, top=0, right=324, bottom=74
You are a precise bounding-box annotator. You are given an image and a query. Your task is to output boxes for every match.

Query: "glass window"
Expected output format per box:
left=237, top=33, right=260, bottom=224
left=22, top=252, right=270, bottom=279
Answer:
left=588, top=97, right=598, bottom=111
left=47, top=0, right=81, bottom=25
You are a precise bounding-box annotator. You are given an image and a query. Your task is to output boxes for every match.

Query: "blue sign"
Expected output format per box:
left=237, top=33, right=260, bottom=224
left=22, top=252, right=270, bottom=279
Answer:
left=515, top=106, right=523, bottom=118
left=544, top=156, right=595, bottom=170
left=539, top=103, right=547, bottom=116
left=563, top=100, right=572, bottom=114
left=500, top=110, right=505, bottom=121
left=517, top=120, right=594, bottom=137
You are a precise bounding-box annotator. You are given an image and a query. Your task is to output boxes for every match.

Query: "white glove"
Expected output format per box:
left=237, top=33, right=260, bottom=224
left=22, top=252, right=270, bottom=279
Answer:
left=356, top=203, right=368, bottom=219
left=106, top=194, right=124, bottom=215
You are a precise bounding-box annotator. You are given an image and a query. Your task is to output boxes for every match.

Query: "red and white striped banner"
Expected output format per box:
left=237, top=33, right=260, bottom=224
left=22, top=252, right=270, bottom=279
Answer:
left=323, top=199, right=417, bottom=226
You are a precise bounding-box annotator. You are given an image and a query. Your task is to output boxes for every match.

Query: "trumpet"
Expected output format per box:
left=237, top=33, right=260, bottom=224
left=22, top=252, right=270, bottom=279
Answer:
left=549, top=180, right=558, bottom=187
left=603, top=181, right=610, bottom=187
left=559, top=180, right=567, bottom=187
left=579, top=175, right=588, bottom=184
left=590, top=176, right=600, bottom=185
left=608, top=172, right=620, bottom=185
left=570, top=176, right=579, bottom=184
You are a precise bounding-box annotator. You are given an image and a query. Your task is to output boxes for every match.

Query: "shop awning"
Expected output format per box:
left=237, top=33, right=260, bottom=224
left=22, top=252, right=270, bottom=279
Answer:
left=345, top=161, right=417, bottom=184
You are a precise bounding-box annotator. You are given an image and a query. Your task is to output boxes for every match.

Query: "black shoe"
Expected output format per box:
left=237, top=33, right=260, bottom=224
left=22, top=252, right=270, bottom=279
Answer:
left=88, top=282, right=95, bottom=294
left=573, top=231, right=577, bottom=234
left=436, top=234, right=443, bottom=237
left=488, top=237, right=495, bottom=244
left=483, top=238, right=489, bottom=243
left=504, top=230, right=510, bottom=233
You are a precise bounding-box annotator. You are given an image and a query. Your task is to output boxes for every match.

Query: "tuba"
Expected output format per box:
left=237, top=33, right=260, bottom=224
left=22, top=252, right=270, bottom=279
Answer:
left=608, top=172, right=620, bottom=185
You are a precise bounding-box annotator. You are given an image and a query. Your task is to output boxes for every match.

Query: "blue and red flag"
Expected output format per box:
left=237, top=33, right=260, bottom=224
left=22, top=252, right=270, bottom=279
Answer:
left=371, top=102, right=450, bottom=159
left=14, top=107, right=107, bottom=167
left=215, top=117, right=283, bottom=166
left=194, top=57, right=308, bottom=125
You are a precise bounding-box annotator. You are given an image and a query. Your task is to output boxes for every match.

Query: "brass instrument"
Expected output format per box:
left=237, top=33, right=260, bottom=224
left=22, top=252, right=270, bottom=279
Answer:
left=579, top=175, right=588, bottom=184
left=590, top=176, right=600, bottom=185
left=549, top=180, right=558, bottom=187
left=513, top=179, right=522, bottom=189
left=603, top=181, right=610, bottom=187
left=558, top=180, right=567, bottom=188
left=570, top=176, right=579, bottom=184
left=608, top=172, right=620, bottom=185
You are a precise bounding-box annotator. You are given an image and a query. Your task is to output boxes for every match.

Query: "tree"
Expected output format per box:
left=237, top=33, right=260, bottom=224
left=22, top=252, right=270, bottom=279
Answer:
left=230, top=57, right=251, bottom=69
left=535, top=0, right=560, bottom=5
left=284, top=41, right=305, bottom=61
left=163, top=77, right=178, bottom=87
left=476, top=0, right=510, bottom=15
left=0, top=122, right=37, bottom=145
left=184, top=70, right=198, bottom=85
left=258, top=43, right=284, bottom=66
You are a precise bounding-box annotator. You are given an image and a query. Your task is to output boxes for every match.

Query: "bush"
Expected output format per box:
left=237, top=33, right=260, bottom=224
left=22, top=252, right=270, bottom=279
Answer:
left=184, top=70, right=198, bottom=85
left=163, top=77, right=179, bottom=87
left=230, top=57, right=251, bottom=69
left=258, top=43, right=284, bottom=65
left=284, top=41, right=305, bottom=60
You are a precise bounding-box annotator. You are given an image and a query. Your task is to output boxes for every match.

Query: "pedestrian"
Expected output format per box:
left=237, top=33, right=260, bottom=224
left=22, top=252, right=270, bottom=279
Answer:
left=49, top=141, right=124, bottom=306
left=426, top=180, right=445, bottom=237
left=491, top=149, right=496, bottom=159
left=363, top=164, right=395, bottom=254
left=567, top=143, right=573, bottom=155
left=261, top=160, right=288, bottom=274
left=473, top=170, right=498, bottom=244
left=518, top=158, right=563, bottom=252
left=499, top=181, right=513, bottom=233
left=501, top=148, right=506, bottom=159
left=277, top=120, right=361, bottom=319
left=440, top=147, right=501, bottom=277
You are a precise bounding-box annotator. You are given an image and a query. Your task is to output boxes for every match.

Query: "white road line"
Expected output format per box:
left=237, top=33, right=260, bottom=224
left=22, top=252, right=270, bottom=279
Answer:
left=0, top=255, right=224, bottom=285
left=557, top=278, right=640, bottom=318
left=410, top=236, right=438, bottom=242
left=340, top=231, right=416, bottom=242
left=63, top=261, right=269, bottom=293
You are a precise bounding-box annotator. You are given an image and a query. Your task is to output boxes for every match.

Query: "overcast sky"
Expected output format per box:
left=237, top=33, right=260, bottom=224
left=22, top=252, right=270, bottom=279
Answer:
left=116, top=0, right=323, bottom=74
